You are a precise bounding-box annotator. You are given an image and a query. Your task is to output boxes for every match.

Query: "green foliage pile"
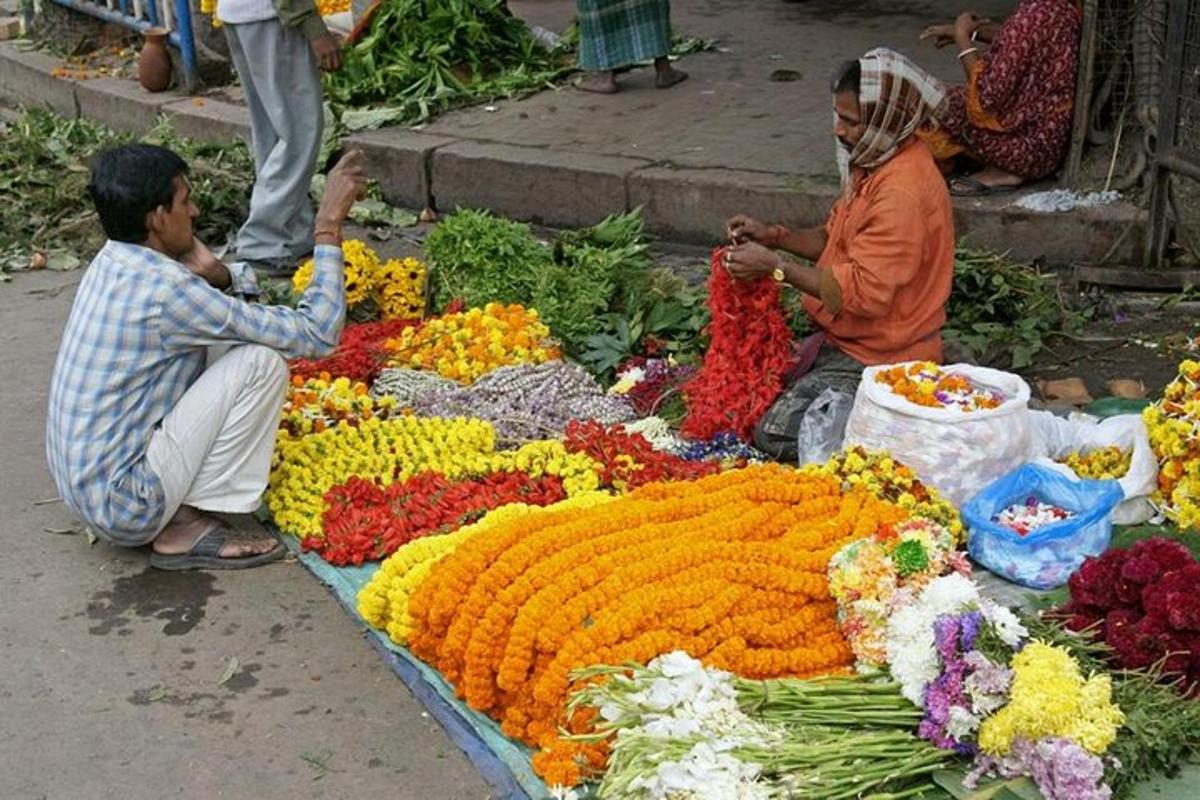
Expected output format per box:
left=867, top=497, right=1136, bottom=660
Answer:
left=424, top=209, right=551, bottom=308
left=326, top=0, right=568, bottom=119
left=425, top=208, right=708, bottom=379
left=0, top=108, right=251, bottom=273
left=945, top=247, right=1086, bottom=369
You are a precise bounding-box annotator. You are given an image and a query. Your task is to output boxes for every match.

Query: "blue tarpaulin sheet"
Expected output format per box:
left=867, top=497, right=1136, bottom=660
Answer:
left=282, top=538, right=547, bottom=800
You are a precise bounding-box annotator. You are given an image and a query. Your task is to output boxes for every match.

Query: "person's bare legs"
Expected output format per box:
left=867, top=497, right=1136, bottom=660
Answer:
left=577, top=70, right=618, bottom=94
left=152, top=505, right=277, bottom=558
left=654, top=56, right=687, bottom=88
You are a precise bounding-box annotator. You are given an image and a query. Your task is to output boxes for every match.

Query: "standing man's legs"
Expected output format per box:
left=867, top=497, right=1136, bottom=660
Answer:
left=224, top=20, right=324, bottom=267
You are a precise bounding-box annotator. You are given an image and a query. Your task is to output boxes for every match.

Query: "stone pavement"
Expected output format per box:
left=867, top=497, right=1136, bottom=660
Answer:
left=0, top=0, right=1142, bottom=266
left=0, top=265, right=492, bottom=798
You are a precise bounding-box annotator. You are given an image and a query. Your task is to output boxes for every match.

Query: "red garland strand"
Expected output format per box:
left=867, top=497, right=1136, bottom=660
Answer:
left=681, top=247, right=796, bottom=441
left=562, top=420, right=718, bottom=490
left=304, top=471, right=568, bottom=566
left=290, top=319, right=419, bottom=383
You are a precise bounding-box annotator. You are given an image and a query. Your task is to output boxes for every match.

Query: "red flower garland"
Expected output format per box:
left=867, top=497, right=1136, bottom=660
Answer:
left=290, top=319, right=418, bottom=383
left=681, top=247, right=796, bottom=441
left=562, top=420, right=718, bottom=490
left=1064, top=537, right=1200, bottom=692
left=304, top=471, right=568, bottom=566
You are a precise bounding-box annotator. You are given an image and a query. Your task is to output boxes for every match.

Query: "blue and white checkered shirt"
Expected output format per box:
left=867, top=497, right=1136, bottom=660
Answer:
left=46, top=241, right=345, bottom=540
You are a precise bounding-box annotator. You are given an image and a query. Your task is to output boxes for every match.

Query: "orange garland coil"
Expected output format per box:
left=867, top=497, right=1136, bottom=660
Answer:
left=403, top=464, right=908, bottom=785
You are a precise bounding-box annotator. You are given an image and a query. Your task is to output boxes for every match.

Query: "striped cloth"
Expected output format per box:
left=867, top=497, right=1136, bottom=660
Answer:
left=45, top=242, right=345, bottom=541
left=576, top=0, right=671, bottom=71
left=836, top=48, right=948, bottom=189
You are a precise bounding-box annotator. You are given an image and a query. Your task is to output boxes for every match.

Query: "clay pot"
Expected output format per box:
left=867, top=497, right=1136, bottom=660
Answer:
left=138, top=28, right=172, bottom=92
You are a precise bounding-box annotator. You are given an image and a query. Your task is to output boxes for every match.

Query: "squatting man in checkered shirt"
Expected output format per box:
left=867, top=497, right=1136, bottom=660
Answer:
left=45, top=146, right=367, bottom=570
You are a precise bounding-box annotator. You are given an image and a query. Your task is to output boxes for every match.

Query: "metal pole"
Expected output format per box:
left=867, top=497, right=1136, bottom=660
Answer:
left=1064, top=0, right=1098, bottom=188
left=1144, top=0, right=1191, bottom=268
left=173, top=0, right=198, bottom=93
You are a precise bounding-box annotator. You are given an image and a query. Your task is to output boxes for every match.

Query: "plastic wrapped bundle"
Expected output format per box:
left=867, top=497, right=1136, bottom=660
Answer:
left=409, top=361, right=636, bottom=447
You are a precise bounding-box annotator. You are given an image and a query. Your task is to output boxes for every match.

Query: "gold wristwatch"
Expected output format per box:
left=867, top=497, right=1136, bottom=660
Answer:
left=772, top=263, right=787, bottom=283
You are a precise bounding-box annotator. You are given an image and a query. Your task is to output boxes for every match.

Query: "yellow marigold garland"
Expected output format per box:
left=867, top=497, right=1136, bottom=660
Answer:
left=384, top=303, right=559, bottom=383
left=404, top=464, right=909, bottom=786
left=280, top=374, right=396, bottom=436
left=801, top=447, right=963, bottom=541
left=266, top=418, right=606, bottom=539
left=293, top=239, right=380, bottom=307
left=1057, top=446, right=1132, bottom=480
left=357, top=492, right=615, bottom=645
left=1143, top=359, right=1200, bottom=529
left=266, top=416, right=497, bottom=538
left=373, top=256, right=427, bottom=321
left=317, top=0, right=350, bottom=14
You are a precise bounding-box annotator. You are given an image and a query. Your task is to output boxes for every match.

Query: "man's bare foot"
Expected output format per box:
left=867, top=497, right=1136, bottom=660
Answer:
left=152, top=505, right=277, bottom=559
left=577, top=71, right=618, bottom=94
left=654, top=57, right=688, bottom=89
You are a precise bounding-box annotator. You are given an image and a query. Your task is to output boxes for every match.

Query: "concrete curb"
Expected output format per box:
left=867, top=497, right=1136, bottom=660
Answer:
left=0, top=40, right=1145, bottom=266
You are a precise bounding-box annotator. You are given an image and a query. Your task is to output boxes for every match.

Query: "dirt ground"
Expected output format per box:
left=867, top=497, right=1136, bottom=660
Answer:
left=1020, top=297, right=1199, bottom=401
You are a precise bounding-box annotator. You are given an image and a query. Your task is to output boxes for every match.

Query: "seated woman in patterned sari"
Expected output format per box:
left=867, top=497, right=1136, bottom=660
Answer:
left=919, top=1, right=1082, bottom=196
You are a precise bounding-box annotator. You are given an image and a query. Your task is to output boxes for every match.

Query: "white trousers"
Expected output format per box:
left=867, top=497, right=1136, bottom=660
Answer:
left=145, top=344, right=288, bottom=535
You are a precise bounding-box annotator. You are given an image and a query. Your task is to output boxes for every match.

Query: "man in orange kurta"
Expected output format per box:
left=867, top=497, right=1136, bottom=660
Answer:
left=723, top=49, right=955, bottom=461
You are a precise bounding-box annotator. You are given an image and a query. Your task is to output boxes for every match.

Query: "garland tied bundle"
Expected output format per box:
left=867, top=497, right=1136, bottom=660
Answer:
left=682, top=248, right=796, bottom=441
left=306, top=471, right=569, bottom=566
left=403, top=465, right=909, bottom=786
left=289, top=319, right=417, bottom=384
left=406, top=361, right=635, bottom=446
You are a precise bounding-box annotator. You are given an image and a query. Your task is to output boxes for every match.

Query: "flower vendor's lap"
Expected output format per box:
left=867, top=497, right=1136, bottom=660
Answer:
left=753, top=345, right=865, bottom=462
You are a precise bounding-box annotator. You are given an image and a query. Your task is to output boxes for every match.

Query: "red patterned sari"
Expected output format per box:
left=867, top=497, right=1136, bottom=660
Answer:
left=925, top=0, right=1081, bottom=180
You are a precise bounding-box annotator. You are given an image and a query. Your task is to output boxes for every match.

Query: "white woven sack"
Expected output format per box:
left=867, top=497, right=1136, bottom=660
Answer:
left=1029, top=411, right=1158, bottom=525
left=843, top=363, right=1034, bottom=506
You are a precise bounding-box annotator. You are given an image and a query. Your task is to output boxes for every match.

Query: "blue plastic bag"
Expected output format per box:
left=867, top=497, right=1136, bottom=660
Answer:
left=964, top=464, right=1124, bottom=590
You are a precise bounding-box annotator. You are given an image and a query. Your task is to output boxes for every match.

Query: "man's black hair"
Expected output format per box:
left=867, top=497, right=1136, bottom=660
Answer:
left=88, top=144, right=189, bottom=243
left=832, top=59, right=861, bottom=96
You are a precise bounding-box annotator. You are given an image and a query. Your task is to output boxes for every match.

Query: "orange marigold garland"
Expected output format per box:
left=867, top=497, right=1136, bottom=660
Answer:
left=681, top=248, right=796, bottom=441
left=405, top=464, right=908, bottom=786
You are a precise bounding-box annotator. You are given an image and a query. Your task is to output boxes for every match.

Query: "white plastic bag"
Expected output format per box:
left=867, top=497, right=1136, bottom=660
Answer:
left=843, top=363, right=1034, bottom=506
left=796, top=387, right=854, bottom=465
left=1028, top=411, right=1158, bottom=525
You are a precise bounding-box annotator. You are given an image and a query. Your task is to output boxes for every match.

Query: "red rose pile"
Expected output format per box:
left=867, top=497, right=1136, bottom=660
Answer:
left=681, top=248, right=796, bottom=441
left=1064, top=537, right=1200, bottom=691
left=290, top=319, right=418, bottom=383
left=563, top=420, right=718, bottom=491
left=304, top=471, right=568, bottom=566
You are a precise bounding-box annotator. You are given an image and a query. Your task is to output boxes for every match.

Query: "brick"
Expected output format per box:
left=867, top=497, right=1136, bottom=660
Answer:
left=342, top=128, right=456, bottom=210
left=0, top=41, right=78, bottom=118
left=161, top=97, right=250, bottom=144
left=431, top=141, right=646, bottom=228
left=0, top=16, right=21, bottom=41
left=74, top=77, right=175, bottom=135
left=629, top=166, right=840, bottom=244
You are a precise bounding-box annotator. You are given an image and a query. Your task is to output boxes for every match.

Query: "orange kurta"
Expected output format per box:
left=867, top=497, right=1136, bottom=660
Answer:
left=803, top=139, right=954, bottom=366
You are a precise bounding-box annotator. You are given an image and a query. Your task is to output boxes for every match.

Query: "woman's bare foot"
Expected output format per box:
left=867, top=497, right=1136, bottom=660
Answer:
left=949, top=166, right=1023, bottom=196
left=577, top=70, right=618, bottom=94
left=152, top=505, right=277, bottom=558
left=654, top=57, right=688, bottom=89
